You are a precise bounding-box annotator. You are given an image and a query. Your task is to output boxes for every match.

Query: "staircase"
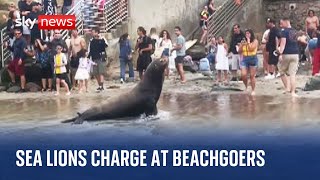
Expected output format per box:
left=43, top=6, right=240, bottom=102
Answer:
left=207, top=0, right=250, bottom=41
left=0, top=0, right=129, bottom=68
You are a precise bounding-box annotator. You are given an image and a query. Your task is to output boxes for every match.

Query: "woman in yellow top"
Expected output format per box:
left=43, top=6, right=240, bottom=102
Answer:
left=238, top=29, right=259, bottom=96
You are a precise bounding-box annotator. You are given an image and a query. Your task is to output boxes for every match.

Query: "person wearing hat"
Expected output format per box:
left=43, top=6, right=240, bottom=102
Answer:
left=265, top=18, right=282, bottom=80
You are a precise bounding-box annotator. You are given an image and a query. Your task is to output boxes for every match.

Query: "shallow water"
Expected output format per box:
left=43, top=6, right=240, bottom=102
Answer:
left=0, top=93, right=319, bottom=142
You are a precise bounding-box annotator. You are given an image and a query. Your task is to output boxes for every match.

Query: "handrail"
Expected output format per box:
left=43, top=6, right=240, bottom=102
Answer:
left=207, top=0, right=250, bottom=42
left=105, top=0, right=129, bottom=31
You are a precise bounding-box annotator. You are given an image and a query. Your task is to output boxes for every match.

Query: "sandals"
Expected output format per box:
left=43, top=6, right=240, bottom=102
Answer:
left=42, top=88, right=53, bottom=92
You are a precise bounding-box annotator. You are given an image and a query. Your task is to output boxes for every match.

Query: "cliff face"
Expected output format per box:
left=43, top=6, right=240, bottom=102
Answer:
left=263, top=0, right=320, bottom=30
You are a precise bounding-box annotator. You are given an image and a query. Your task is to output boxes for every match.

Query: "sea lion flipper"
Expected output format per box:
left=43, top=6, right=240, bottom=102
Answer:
left=145, top=99, right=158, bottom=116
left=61, top=118, right=76, bottom=123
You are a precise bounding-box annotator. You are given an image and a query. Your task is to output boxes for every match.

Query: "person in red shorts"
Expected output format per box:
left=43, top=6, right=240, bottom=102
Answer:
left=312, top=29, right=320, bottom=76
left=7, top=28, right=27, bottom=92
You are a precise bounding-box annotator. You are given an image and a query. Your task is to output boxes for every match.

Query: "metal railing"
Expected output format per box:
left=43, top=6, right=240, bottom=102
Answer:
left=105, top=0, right=129, bottom=32
left=61, top=0, right=84, bottom=40
left=1, top=27, right=11, bottom=68
left=207, top=0, right=250, bottom=41
left=0, top=0, right=129, bottom=67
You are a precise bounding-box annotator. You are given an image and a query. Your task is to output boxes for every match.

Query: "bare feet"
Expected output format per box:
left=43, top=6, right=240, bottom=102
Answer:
left=251, top=91, right=256, bottom=96
left=66, top=92, right=71, bottom=96
left=54, top=92, right=59, bottom=96
left=180, top=80, right=187, bottom=84
left=283, top=90, right=290, bottom=94
left=291, top=93, right=299, bottom=98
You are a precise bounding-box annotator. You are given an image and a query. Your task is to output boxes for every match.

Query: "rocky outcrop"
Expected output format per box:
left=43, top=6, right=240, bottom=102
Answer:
left=186, top=44, right=206, bottom=61
left=25, top=82, right=41, bottom=92
left=0, top=86, right=6, bottom=92
left=24, top=63, right=42, bottom=83
left=264, top=0, right=320, bottom=30
left=303, top=76, right=320, bottom=91
left=6, top=86, right=21, bottom=93
left=0, top=63, right=42, bottom=84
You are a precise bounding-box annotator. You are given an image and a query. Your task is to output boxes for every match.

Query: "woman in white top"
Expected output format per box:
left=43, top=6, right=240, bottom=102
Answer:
left=261, top=29, right=270, bottom=77
left=215, top=36, right=229, bottom=84
left=159, top=30, right=173, bottom=78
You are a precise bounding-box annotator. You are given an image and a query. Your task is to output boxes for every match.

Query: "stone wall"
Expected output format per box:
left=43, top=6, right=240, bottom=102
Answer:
left=263, top=0, right=320, bottom=30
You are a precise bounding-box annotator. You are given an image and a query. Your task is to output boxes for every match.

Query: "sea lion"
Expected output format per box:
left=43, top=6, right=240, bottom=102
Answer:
left=63, top=59, right=168, bottom=124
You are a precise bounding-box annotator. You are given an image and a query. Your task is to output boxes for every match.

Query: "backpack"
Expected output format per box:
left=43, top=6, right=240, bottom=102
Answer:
left=150, top=38, right=157, bottom=54
left=183, top=56, right=198, bottom=73
left=199, top=58, right=211, bottom=72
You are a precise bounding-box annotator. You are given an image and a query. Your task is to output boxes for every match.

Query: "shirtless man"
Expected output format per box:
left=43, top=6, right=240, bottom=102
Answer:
left=69, top=30, right=86, bottom=90
left=306, top=10, right=319, bottom=38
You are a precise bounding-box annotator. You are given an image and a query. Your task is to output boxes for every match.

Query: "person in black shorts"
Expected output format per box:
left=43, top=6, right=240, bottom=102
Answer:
left=266, top=18, right=282, bottom=79
left=35, top=39, right=53, bottom=91
left=135, top=26, right=152, bottom=80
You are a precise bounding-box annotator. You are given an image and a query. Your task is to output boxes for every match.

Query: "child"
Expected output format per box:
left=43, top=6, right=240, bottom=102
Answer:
left=74, top=49, right=95, bottom=93
left=35, top=39, right=53, bottom=92
left=215, top=36, right=229, bottom=85
left=54, top=44, right=71, bottom=96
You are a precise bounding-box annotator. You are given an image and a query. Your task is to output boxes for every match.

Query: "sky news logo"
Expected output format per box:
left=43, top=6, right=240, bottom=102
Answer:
left=16, top=15, right=76, bottom=30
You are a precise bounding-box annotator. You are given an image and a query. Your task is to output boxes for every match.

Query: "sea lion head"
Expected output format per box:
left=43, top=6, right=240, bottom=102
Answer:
left=143, top=58, right=168, bottom=82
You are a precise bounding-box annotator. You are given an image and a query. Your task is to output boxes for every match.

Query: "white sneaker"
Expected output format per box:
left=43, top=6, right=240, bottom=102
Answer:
left=120, top=78, right=124, bottom=84
left=264, top=74, right=271, bottom=79
left=265, top=74, right=275, bottom=80
left=276, top=73, right=281, bottom=78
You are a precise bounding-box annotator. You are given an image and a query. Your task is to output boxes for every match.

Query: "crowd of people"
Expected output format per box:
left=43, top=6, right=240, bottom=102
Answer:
left=199, top=11, right=320, bottom=97
left=2, top=0, right=109, bottom=95
left=1, top=0, right=320, bottom=99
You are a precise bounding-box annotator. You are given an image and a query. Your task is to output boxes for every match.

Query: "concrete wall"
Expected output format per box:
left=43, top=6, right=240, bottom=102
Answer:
left=263, top=0, right=320, bottom=30
left=127, top=0, right=225, bottom=41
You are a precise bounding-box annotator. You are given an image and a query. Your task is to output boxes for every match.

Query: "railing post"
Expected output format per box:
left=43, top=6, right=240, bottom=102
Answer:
left=1, top=29, right=4, bottom=68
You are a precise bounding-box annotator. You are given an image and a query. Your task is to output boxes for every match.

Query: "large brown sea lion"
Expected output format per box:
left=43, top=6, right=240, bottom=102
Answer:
left=62, top=59, right=168, bottom=124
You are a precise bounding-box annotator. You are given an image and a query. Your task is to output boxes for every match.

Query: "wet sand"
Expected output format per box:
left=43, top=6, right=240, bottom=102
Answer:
left=0, top=72, right=320, bottom=141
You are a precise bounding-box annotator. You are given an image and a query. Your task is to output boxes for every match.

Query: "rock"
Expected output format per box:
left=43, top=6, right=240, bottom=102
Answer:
left=0, top=68, right=11, bottom=84
left=0, top=86, right=7, bottom=92
left=25, top=63, right=42, bottom=84
left=303, top=76, right=320, bottom=91
left=0, top=64, right=42, bottom=84
left=201, top=71, right=212, bottom=77
left=211, top=86, right=243, bottom=92
left=107, top=85, right=120, bottom=89
left=7, top=86, right=21, bottom=93
left=25, top=82, right=41, bottom=92
left=186, top=44, right=206, bottom=61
